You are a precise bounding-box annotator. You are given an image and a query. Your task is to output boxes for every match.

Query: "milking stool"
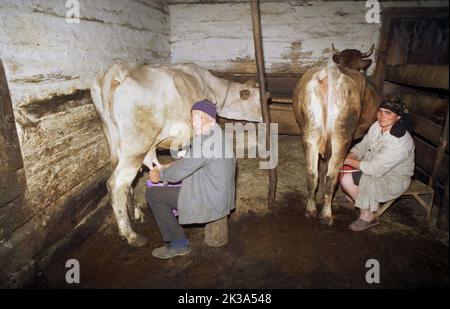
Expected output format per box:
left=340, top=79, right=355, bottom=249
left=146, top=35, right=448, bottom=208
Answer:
left=376, top=179, right=434, bottom=221
left=204, top=216, right=229, bottom=247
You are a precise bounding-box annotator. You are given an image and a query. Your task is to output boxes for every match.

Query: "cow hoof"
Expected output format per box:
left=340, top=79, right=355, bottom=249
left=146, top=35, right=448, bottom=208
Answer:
left=320, top=216, right=333, bottom=226
left=128, top=234, right=149, bottom=248
left=305, top=209, right=318, bottom=218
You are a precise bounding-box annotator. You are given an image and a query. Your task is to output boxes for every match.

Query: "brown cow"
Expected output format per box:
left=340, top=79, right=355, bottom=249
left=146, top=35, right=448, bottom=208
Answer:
left=292, top=44, right=380, bottom=225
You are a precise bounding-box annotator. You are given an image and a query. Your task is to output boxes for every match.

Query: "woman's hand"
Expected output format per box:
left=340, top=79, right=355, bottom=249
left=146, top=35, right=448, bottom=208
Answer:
left=149, top=168, right=161, bottom=183
left=344, top=157, right=360, bottom=169
left=347, top=152, right=358, bottom=160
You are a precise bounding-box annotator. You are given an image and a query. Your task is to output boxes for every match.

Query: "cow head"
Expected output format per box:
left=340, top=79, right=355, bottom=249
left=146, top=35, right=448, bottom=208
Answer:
left=218, top=79, right=263, bottom=122
left=331, top=43, right=375, bottom=72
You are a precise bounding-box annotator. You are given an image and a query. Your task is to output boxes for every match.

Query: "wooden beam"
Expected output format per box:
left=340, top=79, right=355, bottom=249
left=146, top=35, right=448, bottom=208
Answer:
left=213, top=73, right=302, bottom=99
left=250, top=0, right=276, bottom=207
left=0, top=59, right=25, bottom=210
left=386, top=64, right=449, bottom=90
left=271, top=97, right=293, bottom=104
left=429, top=105, right=449, bottom=188
left=402, top=92, right=447, bottom=125
left=414, top=136, right=448, bottom=185
left=409, top=112, right=444, bottom=147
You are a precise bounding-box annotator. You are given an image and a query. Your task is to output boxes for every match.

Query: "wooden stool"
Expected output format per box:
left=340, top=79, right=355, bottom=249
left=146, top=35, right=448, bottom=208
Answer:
left=377, top=180, right=434, bottom=221
left=204, top=216, right=228, bottom=247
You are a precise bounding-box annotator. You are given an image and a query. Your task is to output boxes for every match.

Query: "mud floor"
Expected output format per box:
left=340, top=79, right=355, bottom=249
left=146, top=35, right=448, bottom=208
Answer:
left=37, top=136, right=448, bottom=288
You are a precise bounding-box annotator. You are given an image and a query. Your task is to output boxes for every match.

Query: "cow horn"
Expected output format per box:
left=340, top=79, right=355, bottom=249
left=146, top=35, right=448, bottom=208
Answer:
left=331, top=43, right=339, bottom=55
left=361, top=44, right=374, bottom=58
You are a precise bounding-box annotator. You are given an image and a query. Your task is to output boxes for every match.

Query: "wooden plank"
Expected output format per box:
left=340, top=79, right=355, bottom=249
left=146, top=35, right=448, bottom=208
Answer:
left=386, top=64, right=449, bottom=90
left=0, top=194, right=26, bottom=240
left=414, top=136, right=448, bottom=185
left=1, top=59, right=25, bottom=212
left=429, top=105, right=449, bottom=188
left=271, top=97, right=293, bottom=104
left=0, top=165, right=110, bottom=284
left=0, top=145, right=24, bottom=172
left=402, top=92, right=447, bottom=125
left=409, top=112, right=443, bottom=147
left=0, top=169, right=25, bottom=207
left=269, top=103, right=300, bottom=135
left=251, top=0, right=276, bottom=207
left=214, top=72, right=301, bottom=98
left=0, top=164, right=110, bottom=242
left=405, top=179, right=434, bottom=195
left=414, top=165, right=444, bottom=208
left=0, top=60, right=24, bottom=172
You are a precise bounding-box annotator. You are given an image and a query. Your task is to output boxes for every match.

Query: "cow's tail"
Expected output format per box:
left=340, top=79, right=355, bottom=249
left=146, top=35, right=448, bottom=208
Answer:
left=320, top=59, right=339, bottom=160
left=90, top=64, right=130, bottom=168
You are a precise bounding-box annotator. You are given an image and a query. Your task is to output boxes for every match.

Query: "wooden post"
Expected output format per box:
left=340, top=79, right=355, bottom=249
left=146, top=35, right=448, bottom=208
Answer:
left=250, top=0, right=277, bottom=207
left=429, top=104, right=449, bottom=188
left=204, top=216, right=228, bottom=247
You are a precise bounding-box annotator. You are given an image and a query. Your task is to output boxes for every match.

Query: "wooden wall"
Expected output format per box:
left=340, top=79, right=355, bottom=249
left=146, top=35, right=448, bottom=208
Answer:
left=0, top=0, right=170, bottom=287
left=376, top=8, right=449, bottom=227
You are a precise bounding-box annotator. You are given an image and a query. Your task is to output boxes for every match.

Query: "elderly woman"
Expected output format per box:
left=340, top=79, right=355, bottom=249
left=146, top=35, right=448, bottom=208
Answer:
left=340, top=96, right=415, bottom=231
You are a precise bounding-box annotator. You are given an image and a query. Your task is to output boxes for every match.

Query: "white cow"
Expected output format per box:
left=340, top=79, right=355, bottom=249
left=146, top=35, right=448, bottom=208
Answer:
left=91, top=63, right=262, bottom=247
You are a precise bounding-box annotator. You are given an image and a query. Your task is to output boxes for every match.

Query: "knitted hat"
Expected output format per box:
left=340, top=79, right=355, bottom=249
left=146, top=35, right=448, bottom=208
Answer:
left=191, top=99, right=217, bottom=119
left=379, top=95, right=413, bottom=138
left=379, top=95, right=409, bottom=117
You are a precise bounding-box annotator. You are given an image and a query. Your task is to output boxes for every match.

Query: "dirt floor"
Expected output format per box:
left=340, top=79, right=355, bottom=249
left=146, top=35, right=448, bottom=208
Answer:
left=37, top=136, right=449, bottom=288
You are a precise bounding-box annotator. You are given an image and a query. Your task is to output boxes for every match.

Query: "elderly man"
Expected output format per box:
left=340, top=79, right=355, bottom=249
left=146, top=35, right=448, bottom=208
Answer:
left=146, top=99, right=236, bottom=259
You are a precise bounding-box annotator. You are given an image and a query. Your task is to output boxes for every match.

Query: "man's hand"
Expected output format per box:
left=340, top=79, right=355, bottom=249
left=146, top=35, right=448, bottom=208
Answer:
left=149, top=168, right=161, bottom=183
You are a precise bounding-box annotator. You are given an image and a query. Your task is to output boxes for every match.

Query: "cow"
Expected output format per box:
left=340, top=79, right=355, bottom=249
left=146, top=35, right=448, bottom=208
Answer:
left=91, top=63, right=262, bottom=247
left=292, top=44, right=381, bottom=225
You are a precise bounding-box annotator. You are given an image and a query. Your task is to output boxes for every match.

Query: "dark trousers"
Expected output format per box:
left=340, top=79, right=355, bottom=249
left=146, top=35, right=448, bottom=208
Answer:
left=145, top=186, right=186, bottom=242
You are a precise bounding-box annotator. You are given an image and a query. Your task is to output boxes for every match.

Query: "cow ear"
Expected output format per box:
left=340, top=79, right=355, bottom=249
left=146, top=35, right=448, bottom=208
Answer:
left=240, top=89, right=251, bottom=100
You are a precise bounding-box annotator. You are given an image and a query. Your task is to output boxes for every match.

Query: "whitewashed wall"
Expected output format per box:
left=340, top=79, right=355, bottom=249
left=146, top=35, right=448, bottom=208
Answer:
left=0, top=0, right=170, bottom=107
left=170, top=0, right=448, bottom=75
left=0, top=0, right=170, bottom=286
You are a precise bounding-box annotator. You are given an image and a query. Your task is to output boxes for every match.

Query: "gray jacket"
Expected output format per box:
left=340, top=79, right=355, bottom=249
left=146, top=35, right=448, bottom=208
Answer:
left=160, top=124, right=236, bottom=224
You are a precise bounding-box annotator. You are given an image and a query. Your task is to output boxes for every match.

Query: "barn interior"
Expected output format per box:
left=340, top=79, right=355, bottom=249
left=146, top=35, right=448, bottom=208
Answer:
left=0, top=0, right=448, bottom=288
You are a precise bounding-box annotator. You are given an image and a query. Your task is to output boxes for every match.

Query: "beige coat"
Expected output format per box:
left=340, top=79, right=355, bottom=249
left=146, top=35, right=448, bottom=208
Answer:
left=350, top=121, right=415, bottom=211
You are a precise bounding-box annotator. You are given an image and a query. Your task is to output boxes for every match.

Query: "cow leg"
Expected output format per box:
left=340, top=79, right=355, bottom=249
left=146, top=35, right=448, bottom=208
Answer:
left=320, top=143, right=349, bottom=226
left=317, top=158, right=328, bottom=203
left=127, top=186, right=146, bottom=223
left=303, top=141, right=320, bottom=218
left=108, top=160, right=148, bottom=247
